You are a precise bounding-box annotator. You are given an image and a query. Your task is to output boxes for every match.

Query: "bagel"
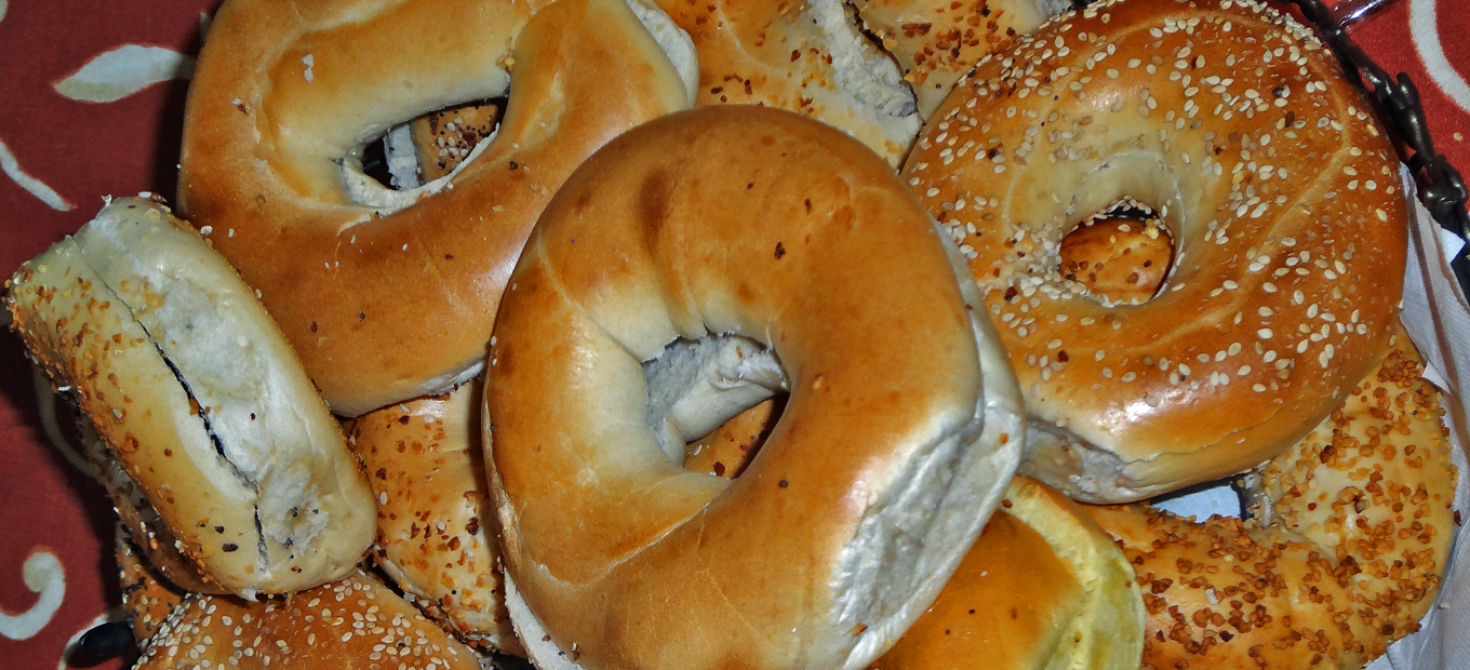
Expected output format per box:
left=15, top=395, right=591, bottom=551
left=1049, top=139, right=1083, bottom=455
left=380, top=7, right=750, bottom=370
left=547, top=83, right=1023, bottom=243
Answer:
left=1084, top=327, right=1459, bottom=669
left=6, top=197, right=374, bottom=596
left=82, top=418, right=222, bottom=596
left=1055, top=202, right=1175, bottom=305
left=641, top=0, right=920, bottom=165
left=178, top=0, right=697, bottom=416
left=411, top=102, right=503, bottom=182
left=874, top=476, right=1143, bottom=670
left=485, top=106, right=1023, bottom=670
left=851, top=0, right=1070, bottom=119
left=118, top=528, right=186, bottom=653
left=900, top=0, right=1409, bottom=502
left=344, top=381, right=521, bottom=655
left=133, top=570, right=482, bottom=670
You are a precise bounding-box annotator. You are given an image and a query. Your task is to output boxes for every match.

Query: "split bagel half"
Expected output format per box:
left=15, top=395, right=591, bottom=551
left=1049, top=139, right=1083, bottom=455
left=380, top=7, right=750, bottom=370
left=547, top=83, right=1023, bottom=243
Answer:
left=7, top=198, right=374, bottom=596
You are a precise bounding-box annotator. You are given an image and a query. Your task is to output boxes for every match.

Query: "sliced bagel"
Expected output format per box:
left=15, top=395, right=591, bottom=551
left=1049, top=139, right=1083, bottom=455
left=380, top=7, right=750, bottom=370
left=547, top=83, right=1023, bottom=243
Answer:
left=6, top=197, right=375, bottom=596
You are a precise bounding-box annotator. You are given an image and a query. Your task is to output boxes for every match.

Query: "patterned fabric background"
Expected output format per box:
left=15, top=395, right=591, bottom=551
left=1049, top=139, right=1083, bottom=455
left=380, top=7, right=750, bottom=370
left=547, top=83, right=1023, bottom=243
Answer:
left=1, top=0, right=1466, bottom=668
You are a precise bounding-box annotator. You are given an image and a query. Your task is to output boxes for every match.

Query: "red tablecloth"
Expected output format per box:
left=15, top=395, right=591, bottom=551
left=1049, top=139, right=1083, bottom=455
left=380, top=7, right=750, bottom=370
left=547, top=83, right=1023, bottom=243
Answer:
left=1, top=1, right=1467, bottom=668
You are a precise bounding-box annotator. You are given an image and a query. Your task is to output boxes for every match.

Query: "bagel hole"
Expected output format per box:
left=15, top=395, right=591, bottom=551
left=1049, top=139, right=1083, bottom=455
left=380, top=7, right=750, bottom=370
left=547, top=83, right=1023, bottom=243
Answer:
left=360, top=98, right=507, bottom=190
left=682, top=396, right=786, bottom=479
left=1058, top=199, right=1174, bottom=305
left=642, top=334, right=789, bottom=479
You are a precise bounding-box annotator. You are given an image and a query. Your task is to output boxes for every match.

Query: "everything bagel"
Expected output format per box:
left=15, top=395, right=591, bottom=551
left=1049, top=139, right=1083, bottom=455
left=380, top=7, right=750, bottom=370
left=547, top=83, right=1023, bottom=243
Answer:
left=485, top=106, right=1023, bottom=670
left=901, top=0, right=1408, bottom=501
left=7, top=198, right=374, bottom=596
left=345, top=382, right=520, bottom=654
left=178, top=0, right=696, bottom=416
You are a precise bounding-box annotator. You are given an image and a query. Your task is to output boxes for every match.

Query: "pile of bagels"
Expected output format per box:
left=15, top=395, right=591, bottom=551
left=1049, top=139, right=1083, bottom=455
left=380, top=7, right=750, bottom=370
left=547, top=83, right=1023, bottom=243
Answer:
left=4, top=0, right=1462, bottom=668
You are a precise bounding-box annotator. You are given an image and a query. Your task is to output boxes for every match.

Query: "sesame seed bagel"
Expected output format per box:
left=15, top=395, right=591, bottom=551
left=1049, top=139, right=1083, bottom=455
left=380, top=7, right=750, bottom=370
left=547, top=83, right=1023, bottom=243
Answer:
left=178, top=0, right=696, bottom=416
left=134, top=571, right=482, bottom=670
left=485, top=106, right=1023, bottom=670
left=1084, top=327, right=1458, bottom=670
left=345, top=381, right=521, bottom=655
left=7, top=198, right=374, bottom=596
left=901, top=0, right=1408, bottom=502
left=117, top=528, right=187, bottom=653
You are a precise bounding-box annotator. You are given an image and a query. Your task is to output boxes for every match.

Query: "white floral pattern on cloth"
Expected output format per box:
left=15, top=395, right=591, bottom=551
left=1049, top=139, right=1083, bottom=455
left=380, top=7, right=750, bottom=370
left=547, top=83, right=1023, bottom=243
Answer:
left=1411, top=0, right=1470, bottom=114
left=0, top=551, right=66, bottom=641
left=0, top=138, right=73, bottom=211
left=53, top=44, right=194, bottom=104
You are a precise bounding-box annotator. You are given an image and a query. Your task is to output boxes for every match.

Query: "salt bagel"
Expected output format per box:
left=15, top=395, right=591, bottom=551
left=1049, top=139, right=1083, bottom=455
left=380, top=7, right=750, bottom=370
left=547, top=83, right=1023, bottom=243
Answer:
left=1084, top=327, right=1459, bottom=670
left=901, top=0, right=1409, bottom=502
left=485, top=106, right=1024, bottom=670
left=178, top=0, right=697, bottom=416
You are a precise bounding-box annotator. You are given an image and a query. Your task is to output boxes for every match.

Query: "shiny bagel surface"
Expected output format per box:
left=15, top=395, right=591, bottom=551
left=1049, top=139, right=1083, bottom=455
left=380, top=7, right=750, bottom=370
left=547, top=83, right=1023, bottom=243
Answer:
left=486, top=105, right=1024, bottom=670
left=902, top=0, right=1408, bottom=501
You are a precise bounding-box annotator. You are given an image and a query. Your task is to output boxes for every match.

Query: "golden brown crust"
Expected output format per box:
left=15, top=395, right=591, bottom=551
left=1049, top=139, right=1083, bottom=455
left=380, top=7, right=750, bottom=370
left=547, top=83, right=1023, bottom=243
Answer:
left=902, top=0, right=1409, bottom=501
left=1084, top=328, right=1458, bottom=670
left=1057, top=214, right=1173, bottom=305
left=178, top=0, right=692, bottom=416
left=134, top=571, right=483, bottom=670
left=681, top=397, right=782, bottom=477
left=345, top=382, right=521, bottom=655
left=487, top=105, right=1023, bottom=670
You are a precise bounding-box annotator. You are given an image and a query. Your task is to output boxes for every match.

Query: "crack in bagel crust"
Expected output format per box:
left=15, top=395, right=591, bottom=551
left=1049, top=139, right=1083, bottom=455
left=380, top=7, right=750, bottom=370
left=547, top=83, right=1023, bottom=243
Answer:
left=177, top=0, right=694, bottom=416
left=486, top=106, right=1022, bottom=670
left=901, top=0, right=1410, bottom=502
left=6, top=198, right=374, bottom=596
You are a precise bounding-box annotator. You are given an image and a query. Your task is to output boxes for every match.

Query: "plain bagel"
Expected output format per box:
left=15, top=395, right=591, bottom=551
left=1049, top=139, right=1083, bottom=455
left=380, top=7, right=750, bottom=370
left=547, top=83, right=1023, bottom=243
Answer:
left=485, top=106, right=1024, bottom=670
left=901, top=0, right=1408, bottom=502
left=178, top=0, right=696, bottom=416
